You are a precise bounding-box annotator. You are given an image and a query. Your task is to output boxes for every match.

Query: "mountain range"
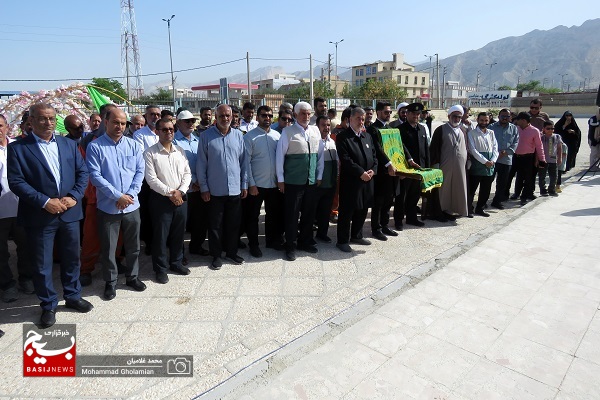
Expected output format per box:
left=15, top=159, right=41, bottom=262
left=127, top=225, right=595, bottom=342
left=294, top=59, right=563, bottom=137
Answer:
left=145, top=18, right=599, bottom=93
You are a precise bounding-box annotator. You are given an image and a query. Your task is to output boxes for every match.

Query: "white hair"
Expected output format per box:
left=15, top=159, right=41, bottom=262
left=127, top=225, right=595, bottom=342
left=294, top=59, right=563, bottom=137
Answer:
left=294, top=101, right=312, bottom=114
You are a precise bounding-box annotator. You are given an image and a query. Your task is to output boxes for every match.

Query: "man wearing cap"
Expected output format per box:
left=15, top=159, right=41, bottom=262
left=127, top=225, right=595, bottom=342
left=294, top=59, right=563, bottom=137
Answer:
left=390, top=102, right=409, bottom=128
left=430, top=105, right=469, bottom=218
left=174, top=110, right=209, bottom=257
left=367, top=101, right=399, bottom=240
left=275, top=101, right=324, bottom=261
left=398, top=103, right=430, bottom=226
left=513, top=112, right=546, bottom=205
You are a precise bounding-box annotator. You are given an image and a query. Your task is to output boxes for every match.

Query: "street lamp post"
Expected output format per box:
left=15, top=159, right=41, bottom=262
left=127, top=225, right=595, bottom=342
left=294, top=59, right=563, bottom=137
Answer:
left=485, top=62, right=497, bottom=90
left=162, top=14, right=176, bottom=110
left=559, top=73, right=568, bottom=92
left=517, top=75, right=521, bottom=87
left=425, top=54, right=434, bottom=105
left=476, top=70, right=481, bottom=91
left=329, top=39, right=344, bottom=109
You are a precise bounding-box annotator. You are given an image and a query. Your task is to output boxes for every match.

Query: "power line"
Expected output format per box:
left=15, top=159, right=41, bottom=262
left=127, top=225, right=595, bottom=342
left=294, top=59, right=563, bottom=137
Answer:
left=0, top=58, right=246, bottom=82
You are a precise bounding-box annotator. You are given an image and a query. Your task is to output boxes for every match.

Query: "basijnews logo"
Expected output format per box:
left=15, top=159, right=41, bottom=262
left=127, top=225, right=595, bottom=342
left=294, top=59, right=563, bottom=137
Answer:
left=23, top=324, right=76, bottom=377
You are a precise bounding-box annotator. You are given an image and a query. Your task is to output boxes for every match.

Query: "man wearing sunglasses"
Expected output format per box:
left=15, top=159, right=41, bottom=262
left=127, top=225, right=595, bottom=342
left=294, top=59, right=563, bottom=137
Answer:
left=272, top=109, right=294, bottom=133
left=528, top=98, right=550, bottom=131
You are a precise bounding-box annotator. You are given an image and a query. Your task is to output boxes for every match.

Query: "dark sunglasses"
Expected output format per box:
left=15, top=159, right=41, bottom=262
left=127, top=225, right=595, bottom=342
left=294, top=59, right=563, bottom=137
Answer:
left=279, top=117, right=293, bottom=122
left=260, top=114, right=274, bottom=119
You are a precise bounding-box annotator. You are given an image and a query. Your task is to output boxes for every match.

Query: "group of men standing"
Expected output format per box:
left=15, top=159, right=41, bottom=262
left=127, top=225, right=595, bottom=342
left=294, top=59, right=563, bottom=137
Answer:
left=0, top=95, right=566, bottom=329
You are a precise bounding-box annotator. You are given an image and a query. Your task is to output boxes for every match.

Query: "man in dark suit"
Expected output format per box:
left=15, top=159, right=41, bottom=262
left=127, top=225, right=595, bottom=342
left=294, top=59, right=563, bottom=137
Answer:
left=7, top=103, right=91, bottom=328
left=336, top=107, right=378, bottom=253
left=398, top=103, right=429, bottom=227
left=367, top=102, right=399, bottom=241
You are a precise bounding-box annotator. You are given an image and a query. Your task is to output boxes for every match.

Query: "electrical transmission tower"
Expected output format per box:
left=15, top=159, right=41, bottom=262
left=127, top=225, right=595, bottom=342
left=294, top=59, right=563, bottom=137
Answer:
left=121, top=0, right=144, bottom=99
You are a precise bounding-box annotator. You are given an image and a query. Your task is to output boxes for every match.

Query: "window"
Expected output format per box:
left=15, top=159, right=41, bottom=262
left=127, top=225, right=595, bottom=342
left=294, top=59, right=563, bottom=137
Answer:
left=397, top=76, right=402, bottom=84
left=405, top=76, right=408, bottom=84
left=366, top=66, right=370, bottom=75
left=355, top=70, right=359, bottom=77
left=413, top=89, right=416, bottom=95
left=422, top=77, right=426, bottom=85
left=414, top=76, right=418, bottom=85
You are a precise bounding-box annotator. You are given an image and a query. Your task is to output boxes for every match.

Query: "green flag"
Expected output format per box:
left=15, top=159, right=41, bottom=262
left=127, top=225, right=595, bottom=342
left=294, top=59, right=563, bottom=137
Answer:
left=86, top=85, right=111, bottom=112
left=56, top=115, right=67, bottom=134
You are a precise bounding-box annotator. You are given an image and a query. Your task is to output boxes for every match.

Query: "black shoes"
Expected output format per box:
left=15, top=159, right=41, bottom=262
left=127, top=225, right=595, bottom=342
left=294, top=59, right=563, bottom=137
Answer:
left=39, top=309, right=56, bottom=328
left=509, top=194, right=519, bottom=200
left=266, top=242, right=284, bottom=251
left=336, top=243, right=352, bottom=253
left=285, top=249, right=296, bottom=261
left=210, top=257, right=223, bottom=270
left=372, top=231, right=388, bottom=241
left=406, top=219, right=425, bottom=227
left=65, top=298, right=94, bottom=313
left=474, top=209, right=490, bottom=217
left=249, top=245, right=263, bottom=258
left=126, top=278, right=147, bottom=292
left=226, top=254, right=244, bottom=265
left=395, top=223, right=404, bottom=231
left=491, top=202, right=505, bottom=210
left=381, top=226, right=398, bottom=236
left=189, top=245, right=210, bottom=256
left=434, top=215, right=449, bottom=223
left=442, top=212, right=457, bottom=221
left=156, top=272, right=169, bottom=284
left=79, top=273, right=92, bottom=287
left=350, top=237, right=371, bottom=245
left=104, top=283, right=116, bottom=300
left=237, top=240, right=247, bottom=249
left=170, top=265, right=191, bottom=275
left=315, top=234, right=332, bottom=243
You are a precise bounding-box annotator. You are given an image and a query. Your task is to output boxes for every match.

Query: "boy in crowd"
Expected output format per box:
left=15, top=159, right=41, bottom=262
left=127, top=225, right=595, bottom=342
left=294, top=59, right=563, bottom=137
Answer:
left=539, top=121, right=563, bottom=196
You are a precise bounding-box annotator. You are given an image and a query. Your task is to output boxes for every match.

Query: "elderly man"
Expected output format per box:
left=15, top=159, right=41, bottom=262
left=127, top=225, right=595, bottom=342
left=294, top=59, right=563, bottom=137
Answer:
left=489, top=109, right=519, bottom=209
left=197, top=104, right=248, bottom=270
left=134, top=105, right=161, bottom=150
left=125, top=115, right=145, bottom=138
left=336, top=107, right=378, bottom=253
left=430, top=105, right=469, bottom=218
left=275, top=101, right=324, bottom=261
left=86, top=108, right=146, bottom=300
left=144, top=118, right=191, bottom=283
left=513, top=112, right=546, bottom=205
left=244, top=105, right=284, bottom=257
left=467, top=112, right=499, bottom=217
left=64, top=115, right=85, bottom=144
left=8, top=104, right=91, bottom=327
left=0, top=114, right=33, bottom=303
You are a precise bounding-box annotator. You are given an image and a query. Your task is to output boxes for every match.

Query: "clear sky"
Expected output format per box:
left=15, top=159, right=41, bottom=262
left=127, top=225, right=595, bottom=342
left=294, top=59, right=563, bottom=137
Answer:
left=1, top=0, right=596, bottom=92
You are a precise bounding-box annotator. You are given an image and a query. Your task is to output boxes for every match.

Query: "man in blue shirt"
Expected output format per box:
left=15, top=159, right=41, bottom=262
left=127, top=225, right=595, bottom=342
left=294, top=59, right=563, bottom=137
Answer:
left=86, top=108, right=147, bottom=300
left=489, top=108, right=519, bottom=209
left=174, top=111, right=209, bottom=257
left=244, top=105, right=284, bottom=257
left=197, top=104, right=248, bottom=270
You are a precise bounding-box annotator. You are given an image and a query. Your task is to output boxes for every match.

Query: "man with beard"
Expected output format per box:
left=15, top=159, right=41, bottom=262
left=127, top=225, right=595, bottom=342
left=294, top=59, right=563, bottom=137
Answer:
left=195, top=107, right=213, bottom=135
left=467, top=112, right=498, bottom=217
left=513, top=112, right=546, bottom=205
left=398, top=103, right=429, bottom=227
left=489, top=109, right=519, bottom=209
left=367, top=101, right=399, bottom=240
left=430, top=105, right=469, bottom=218
left=309, top=97, right=328, bottom=126
left=336, top=107, right=377, bottom=253
left=389, top=102, right=409, bottom=128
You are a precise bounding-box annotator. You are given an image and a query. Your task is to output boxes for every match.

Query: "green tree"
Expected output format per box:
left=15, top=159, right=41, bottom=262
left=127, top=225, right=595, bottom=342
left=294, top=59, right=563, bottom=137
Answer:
left=497, top=85, right=514, bottom=90
left=91, top=77, right=128, bottom=103
left=341, top=79, right=407, bottom=101
left=138, top=88, right=173, bottom=102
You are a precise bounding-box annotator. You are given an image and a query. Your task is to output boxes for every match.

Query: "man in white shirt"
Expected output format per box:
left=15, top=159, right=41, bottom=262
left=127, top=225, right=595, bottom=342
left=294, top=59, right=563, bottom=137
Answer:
left=144, top=118, right=191, bottom=284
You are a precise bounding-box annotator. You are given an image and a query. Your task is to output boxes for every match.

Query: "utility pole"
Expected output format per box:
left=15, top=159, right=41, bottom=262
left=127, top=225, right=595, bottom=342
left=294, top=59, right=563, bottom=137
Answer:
left=476, top=70, right=481, bottom=91
left=309, top=54, right=314, bottom=106
left=246, top=52, right=251, bottom=103
left=329, top=39, right=344, bottom=109
left=425, top=54, right=435, bottom=103
left=517, top=75, right=521, bottom=87
left=485, top=62, right=497, bottom=91
left=162, top=14, right=176, bottom=110
left=435, top=53, right=440, bottom=108
left=442, top=66, right=447, bottom=107
left=559, top=73, right=568, bottom=92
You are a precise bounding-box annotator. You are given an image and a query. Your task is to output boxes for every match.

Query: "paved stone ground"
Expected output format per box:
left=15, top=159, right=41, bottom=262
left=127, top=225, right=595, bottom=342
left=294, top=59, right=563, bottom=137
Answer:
left=223, top=154, right=600, bottom=400
left=0, top=119, right=593, bottom=399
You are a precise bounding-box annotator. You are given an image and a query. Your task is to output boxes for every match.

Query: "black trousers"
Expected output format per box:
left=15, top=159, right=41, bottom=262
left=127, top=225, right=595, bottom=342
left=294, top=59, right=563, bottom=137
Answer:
left=371, top=193, right=394, bottom=233
left=149, top=192, right=187, bottom=274
left=469, top=174, right=494, bottom=211
left=337, top=205, right=368, bottom=245
left=507, top=162, right=518, bottom=198
left=284, top=183, right=318, bottom=249
left=514, top=153, right=536, bottom=200
left=538, top=163, right=558, bottom=193
left=393, top=182, right=406, bottom=225
left=315, top=186, right=336, bottom=237
left=208, top=195, right=241, bottom=258
left=0, top=217, right=31, bottom=290
left=245, top=187, right=284, bottom=247
left=492, top=163, right=511, bottom=204
left=187, top=191, right=208, bottom=250
left=139, top=180, right=153, bottom=248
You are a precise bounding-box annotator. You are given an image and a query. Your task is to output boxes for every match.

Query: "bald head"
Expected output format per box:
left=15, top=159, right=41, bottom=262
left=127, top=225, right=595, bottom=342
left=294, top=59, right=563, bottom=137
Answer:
left=64, top=115, right=84, bottom=139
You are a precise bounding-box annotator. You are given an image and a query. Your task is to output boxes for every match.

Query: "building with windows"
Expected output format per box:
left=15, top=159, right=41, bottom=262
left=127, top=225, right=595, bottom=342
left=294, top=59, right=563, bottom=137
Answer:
left=252, top=74, right=301, bottom=91
left=351, top=53, right=430, bottom=102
